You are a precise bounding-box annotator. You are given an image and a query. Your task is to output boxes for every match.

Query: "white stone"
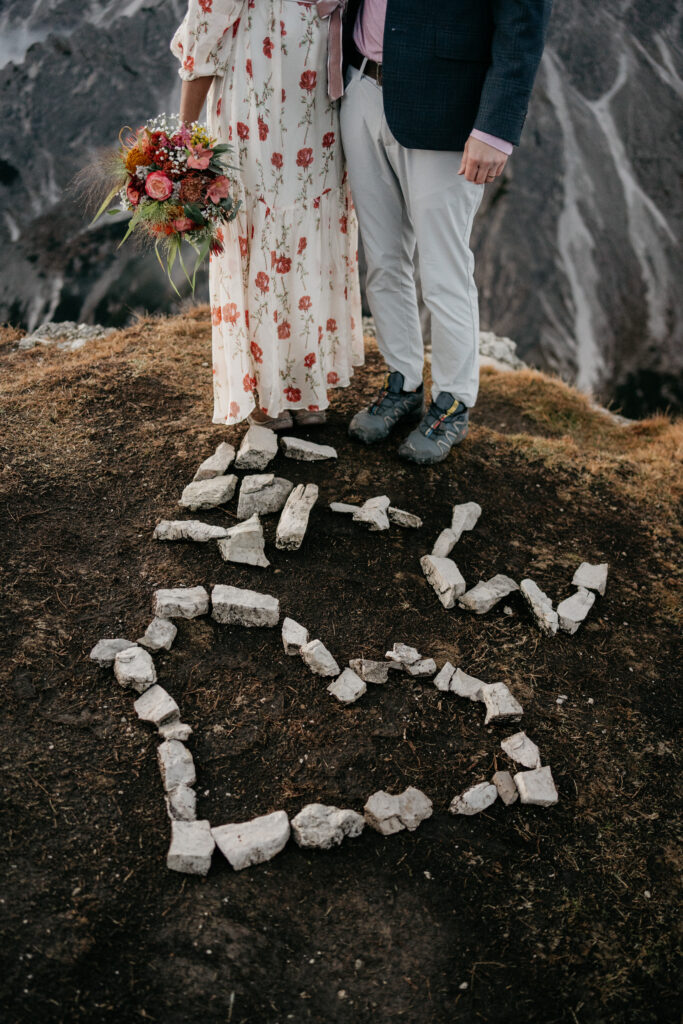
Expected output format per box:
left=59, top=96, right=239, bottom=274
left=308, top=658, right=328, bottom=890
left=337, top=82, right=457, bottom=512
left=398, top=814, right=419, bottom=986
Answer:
left=388, top=507, right=423, bottom=529
left=330, top=502, right=359, bottom=514
left=193, top=442, right=235, bottom=481
left=520, top=579, right=559, bottom=636
left=89, top=638, right=135, bottom=666
left=451, top=668, right=486, bottom=701
left=300, top=639, right=340, bottom=677
left=211, top=585, right=280, bottom=628
left=479, top=682, right=523, bottom=725
left=432, top=528, right=457, bottom=559
left=282, top=617, right=309, bottom=655
left=572, top=561, right=608, bottom=596
left=134, top=685, right=179, bottom=726
left=492, top=770, right=519, bottom=805
left=217, top=514, right=269, bottom=567
left=157, top=740, right=196, bottom=791
left=153, top=586, right=209, bottom=619
left=434, top=662, right=456, bottom=691
left=153, top=519, right=229, bottom=542
left=179, top=475, right=238, bottom=510
left=165, top=784, right=197, bottom=822
left=420, top=555, right=467, bottom=609
left=327, top=668, right=367, bottom=704
left=281, top=437, right=338, bottom=461
left=235, top=424, right=279, bottom=470
left=349, top=659, right=390, bottom=684
left=458, top=574, right=519, bottom=614
left=353, top=495, right=391, bottom=532
left=291, top=804, right=365, bottom=849
left=449, top=782, right=498, bottom=815
left=451, top=502, right=482, bottom=540
left=167, top=819, right=214, bottom=875
left=397, top=787, right=433, bottom=830
left=386, top=643, right=422, bottom=667
left=557, top=588, right=596, bottom=634
left=159, top=721, right=193, bottom=742
left=276, top=483, right=318, bottom=551
left=501, top=731, right=541, bottom=769
left=137, top=617, right=177, bottom=652
left=237, top=474, right=294, bottom=519
left=212, top=811, right=290, bottom=870
left=514, top=766, right=559, bottom=807
left=113, top=646, right=157, bottom=694
left=364, top=791, right=404, bottom=836
left=406, top=658, right=437, bottom=678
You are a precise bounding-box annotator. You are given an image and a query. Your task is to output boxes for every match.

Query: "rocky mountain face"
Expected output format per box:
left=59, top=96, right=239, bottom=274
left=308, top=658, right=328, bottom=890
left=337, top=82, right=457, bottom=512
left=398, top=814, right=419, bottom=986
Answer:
left=0, top=0, right=681, bottom=415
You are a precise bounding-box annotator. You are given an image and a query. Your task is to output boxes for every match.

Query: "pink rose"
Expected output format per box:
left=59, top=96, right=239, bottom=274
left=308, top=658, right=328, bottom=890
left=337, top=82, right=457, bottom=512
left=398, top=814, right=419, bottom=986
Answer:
left=206, top=176, right=230, bottom=203
left=144, top=171, right=173, bottom=201
left=126, top=184, right=141, bottom=206
left=173, top=217, right=195, bottom=232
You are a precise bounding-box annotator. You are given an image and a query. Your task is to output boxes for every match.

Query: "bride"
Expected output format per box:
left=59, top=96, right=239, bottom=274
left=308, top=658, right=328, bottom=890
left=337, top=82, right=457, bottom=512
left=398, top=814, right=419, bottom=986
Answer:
left=171, top=0, right=364, bottom=429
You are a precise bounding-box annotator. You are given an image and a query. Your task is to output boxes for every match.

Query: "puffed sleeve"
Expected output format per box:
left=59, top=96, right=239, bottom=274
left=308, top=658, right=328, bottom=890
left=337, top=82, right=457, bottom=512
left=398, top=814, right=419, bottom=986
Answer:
left=170, top=0, right=246, bottom=80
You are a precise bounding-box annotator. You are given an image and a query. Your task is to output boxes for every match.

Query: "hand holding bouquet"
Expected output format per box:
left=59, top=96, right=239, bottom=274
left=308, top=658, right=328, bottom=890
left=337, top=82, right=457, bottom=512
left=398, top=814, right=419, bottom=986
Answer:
left=90, top=114, right=240, bottom=293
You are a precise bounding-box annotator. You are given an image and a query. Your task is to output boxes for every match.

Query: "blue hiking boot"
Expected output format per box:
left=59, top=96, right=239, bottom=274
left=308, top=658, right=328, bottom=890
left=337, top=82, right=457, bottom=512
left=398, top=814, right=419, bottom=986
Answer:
left=398, top=392, right=469, bottom=465
left=348, top=371, right=424, bottom=445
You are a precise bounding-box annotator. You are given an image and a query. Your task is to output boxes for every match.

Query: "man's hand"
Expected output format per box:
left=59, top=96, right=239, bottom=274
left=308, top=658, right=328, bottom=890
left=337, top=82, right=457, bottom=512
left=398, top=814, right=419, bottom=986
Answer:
left=458, top=136, right=508, bottom=185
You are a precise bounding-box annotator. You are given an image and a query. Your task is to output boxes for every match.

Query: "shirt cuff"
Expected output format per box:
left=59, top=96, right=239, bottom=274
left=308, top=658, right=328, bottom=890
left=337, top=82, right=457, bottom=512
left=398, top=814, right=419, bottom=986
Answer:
left=470, top=130, right=513, bottom=156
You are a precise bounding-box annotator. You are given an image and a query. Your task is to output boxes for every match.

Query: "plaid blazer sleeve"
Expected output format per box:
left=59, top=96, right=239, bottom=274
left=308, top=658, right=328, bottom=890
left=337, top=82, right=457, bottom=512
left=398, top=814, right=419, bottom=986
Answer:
left=473, top=0, right=553, bottom=146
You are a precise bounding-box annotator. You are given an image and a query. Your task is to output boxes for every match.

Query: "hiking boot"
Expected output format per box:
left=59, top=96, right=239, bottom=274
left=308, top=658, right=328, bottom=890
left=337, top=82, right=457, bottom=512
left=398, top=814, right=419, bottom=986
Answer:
left=398, top=392, right=469, bottom=465
left=348, top=371, right=424, bottom=445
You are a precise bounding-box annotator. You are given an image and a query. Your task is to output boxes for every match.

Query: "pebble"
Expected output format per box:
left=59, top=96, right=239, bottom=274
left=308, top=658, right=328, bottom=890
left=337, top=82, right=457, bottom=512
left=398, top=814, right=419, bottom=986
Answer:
left=153, top=520, right=229, bottom=542
left=397, top=787, right=433, bottom=830
left=137, top=617, right=177, bottom=652
left=420, top=555, right=467, bottom=609
left=167, top=819, right=215, bottom=875
left=353, top=495, right=391, bottom=531
left=276, top=483, right=318, bottom=550
left=300, top=639, right=340, bottom=677
left=89, top=638, right=135, bottom=666
left=451, top=502, right=482, bottom=540
left=153, top=586, right=210, bottom=619
left=157, top=740, right=197, bottom=791
left=514, top=766, right=559, bottom=807
left=405, top=658, right=437, bottom=678
left=159, top=721, right=193, bottom=742
left=520, top=579, right=559, bottom=636
left=165, top=784, right=197, bottom=822
left=280, top=437, right=338, bottom=461
left=432, top=528, right=457, bottom=558
left=458, top=574, right=519, bottom=614
left=133, top=684, right=180, bottom=726
left=290, top=804, right=365, bottom=849
left=479, top=682, right=523, bottom=725
left=211, top=585, right=280, bottom=628
left=388, top=507, right=423, bottom=529
left=282, top=617, right=310, bottom=655
left=217, top=514, right=269, bottom=567
left=193, top=442, right=236, bottom=481
left=386, top=643, right=422, bottom=667
left=237, top=474, right=294, bottom=519
left=364, top=788, right=432, bottom=834
left=449, top=781, right=498, bottom=815
left=329, top=502, right=359, bottom=514
left=212, top=810, right=291, bottom=871
left=451, top=667, right=486, bottom=701
left=572, top=561, right=608, bottom=596
left=492, top=770, right=519, bottom=805
left=179, top=475, right=238, bottom=510
left=501, top=731, right=541, bottom=769
left=349, top=658, right=390, bottom=684
left=113, top=646, right=157, bottom=694
left=234, top=424, right=278, bottom=470
left=557, top=588, right=596, bottom=634
left=327, top=668, right=367, bottom=704
left=434, top=661, right=456, bottom=691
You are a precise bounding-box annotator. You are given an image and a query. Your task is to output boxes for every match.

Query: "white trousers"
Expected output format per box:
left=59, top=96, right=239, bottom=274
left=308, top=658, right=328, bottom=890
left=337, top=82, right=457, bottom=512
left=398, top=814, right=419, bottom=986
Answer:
left=340, top=66, right=484, bottom=407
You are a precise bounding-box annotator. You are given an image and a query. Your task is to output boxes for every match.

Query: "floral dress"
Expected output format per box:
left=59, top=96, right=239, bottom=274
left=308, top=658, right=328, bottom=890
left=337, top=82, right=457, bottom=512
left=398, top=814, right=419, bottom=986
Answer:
left=171, top=0, right=364, bottom=424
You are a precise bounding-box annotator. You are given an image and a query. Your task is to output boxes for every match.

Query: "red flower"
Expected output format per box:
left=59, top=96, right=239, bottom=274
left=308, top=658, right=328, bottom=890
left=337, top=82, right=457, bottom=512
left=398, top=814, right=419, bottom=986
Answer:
left=263, top=36, right=273, bottom=58
left=318, top=325, right=323, bottom=344
left=322, top=131, right=335, bottom=148
left=211, top=306, right=222, bottom=325
left=222, top=302, right=240, bottom=324
left=297, top=237, right=307, bottom=255
left=199, top=0, right=212, bottom=11
left=271, top=152, right=283, bottom=170
left=339, top=215, right=348, bottom=234
left=284, top=386, right=302, bottom=403
left=282, top=88, right=286, bottom=103
left=280, top=20, right=286, bottom=36
left=183, top=56, right=194, bottom=73
left=296, top=148, right=314, bottom=169
left=243, top=374, right=257, bottom=393
left=326, top=318, right=337, bottom=333
left=216, top=98, right=222, bottom=117
left=246, top=58, right=253, bottom=77
left=250, top=341, right=263, bottom=363
left=239, top=236, right=248, bottom=257
left=232, top=18, right=241, bottom=36
left=308, top=405, right=319, bottom=412
left=304, top=353, right=316, bottom=368
left=327, top=371, right=339, bottom=385
left=237, top=122, right=249, bottom=140
left=277, top=321, right=291, bottom=340
left=299, top=295, right=312, bottom=311
left=275, top=256, right=292, bottom=274
left=258, top=116, right=268, bottom=141
left=255, top=272, right=269, bottom=292
left=229, top=401, right=240, bottom=419
left=313, top=197, right=321, bottom=210
left=300, top=70, right=317, bottom=92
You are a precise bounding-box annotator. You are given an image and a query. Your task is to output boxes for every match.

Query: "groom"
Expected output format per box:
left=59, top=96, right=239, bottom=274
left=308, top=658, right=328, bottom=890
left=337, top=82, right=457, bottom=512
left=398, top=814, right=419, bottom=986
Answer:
left=340, top=0, right=552, bottom=465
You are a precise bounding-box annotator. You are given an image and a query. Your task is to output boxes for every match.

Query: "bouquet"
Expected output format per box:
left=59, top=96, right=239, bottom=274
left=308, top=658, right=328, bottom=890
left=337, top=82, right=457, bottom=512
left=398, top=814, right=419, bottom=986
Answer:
left=90, top=114, right=240, bottom=293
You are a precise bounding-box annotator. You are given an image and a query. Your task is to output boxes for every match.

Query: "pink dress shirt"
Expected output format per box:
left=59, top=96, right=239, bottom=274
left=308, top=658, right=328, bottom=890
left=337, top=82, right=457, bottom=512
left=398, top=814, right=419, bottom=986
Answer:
left=352, top=0, right=513, bottom=155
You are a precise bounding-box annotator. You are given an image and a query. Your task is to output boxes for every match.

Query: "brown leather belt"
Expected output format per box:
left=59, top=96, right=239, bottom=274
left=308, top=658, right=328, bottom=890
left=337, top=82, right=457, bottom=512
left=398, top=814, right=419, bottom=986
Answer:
left=349, top=45, right=383, bottom=86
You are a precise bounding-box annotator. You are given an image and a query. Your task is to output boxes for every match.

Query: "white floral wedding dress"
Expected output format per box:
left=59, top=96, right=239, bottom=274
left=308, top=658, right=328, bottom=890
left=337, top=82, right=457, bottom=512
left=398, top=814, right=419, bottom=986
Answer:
left=172, top=0, right=364, bottom=424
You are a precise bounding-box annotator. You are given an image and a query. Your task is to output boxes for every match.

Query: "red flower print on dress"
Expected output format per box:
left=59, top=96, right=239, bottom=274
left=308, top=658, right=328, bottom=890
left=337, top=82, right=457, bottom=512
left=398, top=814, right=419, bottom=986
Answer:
left=277, top=321, right=291, bottom=340
left=296, top=148, right=314, bottom=169
left=232, top=18, right=241, bottom=37
left=300, top=70, right=317, bottom=92
left=199, top=0, right=212, bottom=11
left=304, top=353, right=316, bottom=368
left=183, top=56, right=194, bottom=73
left=284, top=386, right=302, bottom=403
left=297, top=237, right=307, bottom=255
left=280, top=20, right=286, bottom=36
left=263, top=37, right=274, bottom=58
left=322, top=132, right=335, bottom=148
left=258, top=116, right=268, bottom=141
left=299, top=295, right=312, bottom=311
left=271, top=152, right=283, bottom=169
left=237, top=122, right=249, bottom=140
left=282, top=88, right=286, bottom=103
left=327, top=372, right=339, bottom=385
left=244, top=310, right=250, bottom=328
left=229, top=401, right=240, bottom=419
left=243, top=374, right=257, bottom=393
left=222, top=302, right=240, bottom=325
left=274, top=256, right=292, bottom=274
left=326, top=318, right=337, bottom=333
left=246, top=58, right=253, bottom=77
left=318, top=325, right=323, bottom=344
left=308, top=405, right=319, bottom=412
left=255, top=272, right=270, bottom=293
left=339, top=215, right=348, bottom=234
left=239, top=236, right=248, bottom=257
left=250, top=341, right=263, bottom=363
left=216, top=98, right=222, bottom=117
left=211, top=306, right=222, bottom=325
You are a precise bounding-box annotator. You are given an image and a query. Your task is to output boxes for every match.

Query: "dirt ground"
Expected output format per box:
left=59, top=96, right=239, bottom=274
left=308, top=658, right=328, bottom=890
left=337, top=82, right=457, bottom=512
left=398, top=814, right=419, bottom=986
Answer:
left=1, top=308, right=681, bottom=1024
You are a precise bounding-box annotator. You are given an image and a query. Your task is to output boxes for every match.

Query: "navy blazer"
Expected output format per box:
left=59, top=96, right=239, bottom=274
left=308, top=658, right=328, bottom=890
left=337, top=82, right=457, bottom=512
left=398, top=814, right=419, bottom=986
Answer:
left=343, top=0, right=552, bottom=151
